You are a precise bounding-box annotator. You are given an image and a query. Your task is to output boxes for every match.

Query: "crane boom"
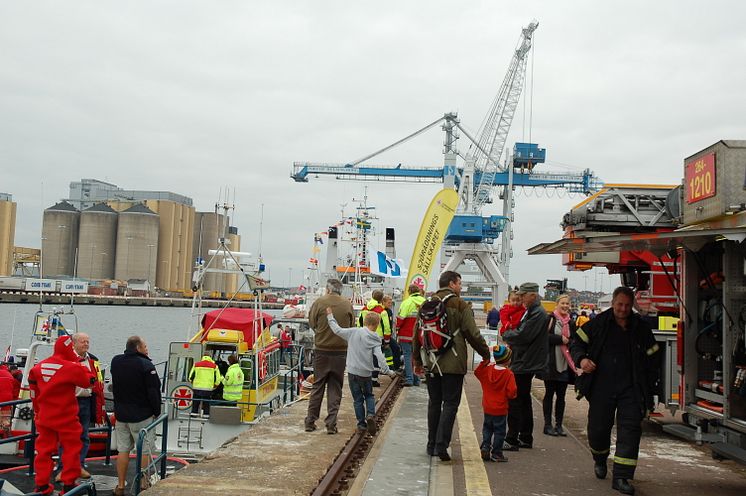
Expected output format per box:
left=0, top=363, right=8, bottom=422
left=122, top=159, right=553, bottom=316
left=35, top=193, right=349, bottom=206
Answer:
left=469, top=21, right=538, bottom=212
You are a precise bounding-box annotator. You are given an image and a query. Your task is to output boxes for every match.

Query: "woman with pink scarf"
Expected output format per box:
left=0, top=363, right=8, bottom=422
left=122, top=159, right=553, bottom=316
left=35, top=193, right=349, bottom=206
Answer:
left=543, top=294, right=580, bottom=436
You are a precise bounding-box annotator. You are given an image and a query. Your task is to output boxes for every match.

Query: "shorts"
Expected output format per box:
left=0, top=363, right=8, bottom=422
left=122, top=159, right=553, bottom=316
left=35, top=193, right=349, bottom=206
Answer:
left=115, top=417, right=156, bottom=454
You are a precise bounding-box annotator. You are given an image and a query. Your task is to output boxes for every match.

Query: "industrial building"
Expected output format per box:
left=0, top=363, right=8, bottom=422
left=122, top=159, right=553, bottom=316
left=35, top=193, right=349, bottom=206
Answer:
left=35, top=179, right=242, bottom=292
left=0, top=193, right=16, bottom=276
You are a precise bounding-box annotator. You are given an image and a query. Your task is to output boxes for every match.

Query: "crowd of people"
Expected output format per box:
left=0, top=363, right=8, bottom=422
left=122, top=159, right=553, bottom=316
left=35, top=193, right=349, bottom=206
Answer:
left=303, top=274, right=659, bottom=496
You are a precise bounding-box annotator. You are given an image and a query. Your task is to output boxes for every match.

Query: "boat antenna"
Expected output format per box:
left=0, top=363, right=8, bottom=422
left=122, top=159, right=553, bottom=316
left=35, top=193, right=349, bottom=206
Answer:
left=38, top=181, right=44, bottom=310
left=258, top=203, right=264, bottom=260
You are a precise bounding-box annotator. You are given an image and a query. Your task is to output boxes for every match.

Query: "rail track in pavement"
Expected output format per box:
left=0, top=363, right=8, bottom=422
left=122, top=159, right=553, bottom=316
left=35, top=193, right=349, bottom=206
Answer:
left=310, top=375, right=403, bottom=496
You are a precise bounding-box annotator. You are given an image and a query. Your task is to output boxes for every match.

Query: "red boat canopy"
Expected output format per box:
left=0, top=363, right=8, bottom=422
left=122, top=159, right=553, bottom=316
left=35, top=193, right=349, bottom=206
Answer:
left=200, top=308, right=274, bottom=347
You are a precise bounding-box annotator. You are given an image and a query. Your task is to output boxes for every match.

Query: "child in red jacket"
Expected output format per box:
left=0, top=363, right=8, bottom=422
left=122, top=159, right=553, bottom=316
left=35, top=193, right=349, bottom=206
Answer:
left=474, top=345, right=517, bottom=462
left=499, top=291, right=526, bottom=336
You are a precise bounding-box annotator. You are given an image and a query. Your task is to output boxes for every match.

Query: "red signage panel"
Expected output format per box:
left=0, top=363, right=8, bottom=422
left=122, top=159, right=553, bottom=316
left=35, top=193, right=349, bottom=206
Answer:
left=685, top=153, right=716, bottom=204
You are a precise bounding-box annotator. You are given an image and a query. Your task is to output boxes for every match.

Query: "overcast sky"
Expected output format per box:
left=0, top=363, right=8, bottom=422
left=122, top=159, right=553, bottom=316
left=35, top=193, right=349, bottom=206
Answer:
left=2, top=1, right=745, bottom=292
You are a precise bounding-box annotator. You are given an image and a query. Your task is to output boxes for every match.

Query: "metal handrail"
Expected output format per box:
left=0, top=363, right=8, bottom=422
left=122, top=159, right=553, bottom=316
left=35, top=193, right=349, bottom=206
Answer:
left=60, top=480, right=96, bottom=495
left=134, top=412, right=169, bottom=495
left=0, top=397, right=36, bottom=476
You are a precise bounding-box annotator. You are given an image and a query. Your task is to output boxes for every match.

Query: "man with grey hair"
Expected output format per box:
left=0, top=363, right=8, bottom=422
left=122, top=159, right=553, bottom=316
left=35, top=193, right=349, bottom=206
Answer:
left=304, top=279, right=355, bottom=434
left=503, top=282, right=549, bottom=450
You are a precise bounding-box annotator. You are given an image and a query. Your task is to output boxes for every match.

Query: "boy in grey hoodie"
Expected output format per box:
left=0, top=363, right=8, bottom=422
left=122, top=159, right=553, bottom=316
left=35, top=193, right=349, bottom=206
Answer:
left=326, top=307, right=395, bottom=434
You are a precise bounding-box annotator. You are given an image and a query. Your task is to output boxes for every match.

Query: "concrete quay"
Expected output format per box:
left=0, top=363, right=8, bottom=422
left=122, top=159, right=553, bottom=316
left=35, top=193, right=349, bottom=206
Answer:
left=144, top=361, right=746, bottom=495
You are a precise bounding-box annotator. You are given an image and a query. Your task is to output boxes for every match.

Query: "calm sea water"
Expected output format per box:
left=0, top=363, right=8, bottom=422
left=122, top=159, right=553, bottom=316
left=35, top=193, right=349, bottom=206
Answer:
left=0, top=303, right=278, bottom=368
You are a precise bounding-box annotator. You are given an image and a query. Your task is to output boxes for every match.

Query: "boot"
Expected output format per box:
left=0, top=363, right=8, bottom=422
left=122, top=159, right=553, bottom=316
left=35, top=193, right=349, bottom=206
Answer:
left=594, top=460, right=608, bottom=479
left=612, top=478, right=635, bottom=495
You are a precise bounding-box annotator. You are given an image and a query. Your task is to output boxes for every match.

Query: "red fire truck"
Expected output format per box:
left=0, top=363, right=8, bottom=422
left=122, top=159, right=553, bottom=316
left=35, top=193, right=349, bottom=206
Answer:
left=530, top=140, right=746, bottom=463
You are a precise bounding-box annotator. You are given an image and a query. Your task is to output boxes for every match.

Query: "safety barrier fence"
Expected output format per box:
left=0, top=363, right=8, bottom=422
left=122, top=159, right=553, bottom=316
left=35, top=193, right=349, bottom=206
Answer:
left=134, top=412, right=169, bottom=495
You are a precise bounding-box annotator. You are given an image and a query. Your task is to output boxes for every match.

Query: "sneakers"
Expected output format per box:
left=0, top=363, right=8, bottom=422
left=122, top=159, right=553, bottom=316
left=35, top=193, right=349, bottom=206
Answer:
left=80, top=468, right=91, bottom=479
left=33, top=485, right=54, bottom=496
left=480, top=449, right=490, bottom=461
left=490, top=453, right=508, bottom=462
left=543, top=425, right=557, bottom=436
left=554, top=425, right=567, bottom=437
left=304, top=423, right=317, bottom=432
left=503, top=441, right=519, bottom=452
left=517, top=440, right=533, bottom=449
left=326, top=425, right=338, bottom=435
left=612, top=478, right=635, bottom=495
left=366, top=416, right=377, bottom=435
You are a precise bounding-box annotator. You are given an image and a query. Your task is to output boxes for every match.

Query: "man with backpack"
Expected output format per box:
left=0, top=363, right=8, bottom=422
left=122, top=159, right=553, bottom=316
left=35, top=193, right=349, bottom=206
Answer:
left=413, top=270, right=491, bottom=461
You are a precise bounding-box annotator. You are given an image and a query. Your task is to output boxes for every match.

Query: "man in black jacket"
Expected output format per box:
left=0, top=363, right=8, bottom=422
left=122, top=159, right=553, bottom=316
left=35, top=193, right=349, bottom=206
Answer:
left=502, top=282, right=548, bottom=450
left=570, top=287, right=659, bottom=496
left=110, top=336, right=162, bottom=496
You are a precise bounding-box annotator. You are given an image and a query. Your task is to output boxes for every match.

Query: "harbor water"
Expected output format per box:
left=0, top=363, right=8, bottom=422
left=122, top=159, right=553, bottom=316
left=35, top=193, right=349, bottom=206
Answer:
left=0, top=303, right=278, bottom=369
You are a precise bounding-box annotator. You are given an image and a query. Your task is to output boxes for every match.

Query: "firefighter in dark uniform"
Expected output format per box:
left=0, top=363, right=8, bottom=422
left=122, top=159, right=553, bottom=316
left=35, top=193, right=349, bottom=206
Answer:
left=570, top=286, right=659, bottom=496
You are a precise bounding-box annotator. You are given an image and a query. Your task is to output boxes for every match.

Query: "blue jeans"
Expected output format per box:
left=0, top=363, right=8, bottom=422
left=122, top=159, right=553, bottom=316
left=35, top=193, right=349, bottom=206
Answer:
left=481, top=413, right=507, bottom=456
left=400, top=341, right=419, bottom=385
left=59, top=397, right=92, bottom=470
left=348, top=373, right=375, bottom=428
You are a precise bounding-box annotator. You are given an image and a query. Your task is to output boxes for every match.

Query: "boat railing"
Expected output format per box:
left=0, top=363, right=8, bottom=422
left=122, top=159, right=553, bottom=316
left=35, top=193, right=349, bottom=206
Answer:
left=134, top=412, right=169, bottom=495
left=0, top=398, right=36, bottom=477
left=0, top=397, right=114, bottom=478
left=88, top=411, right=114, bottom=466
left=280, top=344, right=304, bottom=404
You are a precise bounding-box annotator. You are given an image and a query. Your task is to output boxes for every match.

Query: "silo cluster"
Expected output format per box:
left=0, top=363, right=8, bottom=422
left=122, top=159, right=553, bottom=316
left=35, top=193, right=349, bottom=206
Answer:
left=41, top=201, right=161, bottom=285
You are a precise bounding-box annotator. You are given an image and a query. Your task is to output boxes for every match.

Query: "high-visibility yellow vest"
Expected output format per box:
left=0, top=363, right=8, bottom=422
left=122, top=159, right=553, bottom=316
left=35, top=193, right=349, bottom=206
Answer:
left=189, top=356, right=222, bottom=391
left=222, top=363, right=244, bottom=401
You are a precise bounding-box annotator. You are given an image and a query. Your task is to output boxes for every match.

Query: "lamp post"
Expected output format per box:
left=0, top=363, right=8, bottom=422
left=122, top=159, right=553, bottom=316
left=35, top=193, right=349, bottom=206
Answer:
left=147, top=244, right=155, bottom=289
left=100, top=253, right=107, bottom=279
left=126, top=236, right=133, bottom=280
left=89, top=244, right=96, bottom=279
left=56, top=225, right=66, bottom=275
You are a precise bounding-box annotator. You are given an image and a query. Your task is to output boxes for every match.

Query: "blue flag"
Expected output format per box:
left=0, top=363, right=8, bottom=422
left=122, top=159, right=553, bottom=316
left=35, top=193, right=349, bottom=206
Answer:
left=374, top=251, right=403, bottom=278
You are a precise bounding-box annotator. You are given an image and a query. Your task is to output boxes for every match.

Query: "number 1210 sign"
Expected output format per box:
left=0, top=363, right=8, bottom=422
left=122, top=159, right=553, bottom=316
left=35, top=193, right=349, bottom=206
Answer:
left=685, top=153, right=716, bottom=204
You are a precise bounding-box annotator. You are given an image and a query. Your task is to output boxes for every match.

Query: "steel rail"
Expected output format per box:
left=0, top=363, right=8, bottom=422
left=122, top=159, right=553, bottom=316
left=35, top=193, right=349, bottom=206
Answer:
left=311, top=375, right=403, bottom=496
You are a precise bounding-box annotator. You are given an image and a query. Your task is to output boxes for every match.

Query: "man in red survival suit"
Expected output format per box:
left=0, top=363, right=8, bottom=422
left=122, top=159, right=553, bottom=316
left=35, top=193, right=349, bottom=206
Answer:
left=28, top=335, right=95, bottom=495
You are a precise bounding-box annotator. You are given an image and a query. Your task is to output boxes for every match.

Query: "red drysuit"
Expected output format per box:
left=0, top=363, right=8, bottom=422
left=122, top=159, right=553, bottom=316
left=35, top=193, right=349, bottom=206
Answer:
left=28, top=336, right=94, bottom=489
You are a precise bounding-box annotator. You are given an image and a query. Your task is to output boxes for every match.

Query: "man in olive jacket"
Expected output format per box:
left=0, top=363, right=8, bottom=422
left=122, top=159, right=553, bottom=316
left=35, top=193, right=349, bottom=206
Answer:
left=304, top=279, right=354, bottom=434
left=502, top=282, right=548, bottom=450
left=414, top=271, right=491, bottom=461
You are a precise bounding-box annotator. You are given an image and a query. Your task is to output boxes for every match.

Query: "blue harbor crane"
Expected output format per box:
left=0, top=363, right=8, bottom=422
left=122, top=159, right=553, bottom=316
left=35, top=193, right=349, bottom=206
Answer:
left=291, top=21, right=602, bottom=304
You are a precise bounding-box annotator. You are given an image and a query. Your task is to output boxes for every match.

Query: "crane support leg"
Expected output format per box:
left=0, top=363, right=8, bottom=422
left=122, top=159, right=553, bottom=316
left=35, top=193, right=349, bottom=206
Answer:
left=442, top=244, right=508, bottom=308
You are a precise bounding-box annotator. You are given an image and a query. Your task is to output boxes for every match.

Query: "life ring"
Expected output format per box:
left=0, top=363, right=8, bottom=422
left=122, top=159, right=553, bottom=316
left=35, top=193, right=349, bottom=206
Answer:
left=258, top=351, right=268, bottom=382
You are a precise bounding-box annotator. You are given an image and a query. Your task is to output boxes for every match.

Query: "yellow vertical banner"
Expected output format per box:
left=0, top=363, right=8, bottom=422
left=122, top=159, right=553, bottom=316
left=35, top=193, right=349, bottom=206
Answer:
left=405, top=188, right=459, bottom=295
